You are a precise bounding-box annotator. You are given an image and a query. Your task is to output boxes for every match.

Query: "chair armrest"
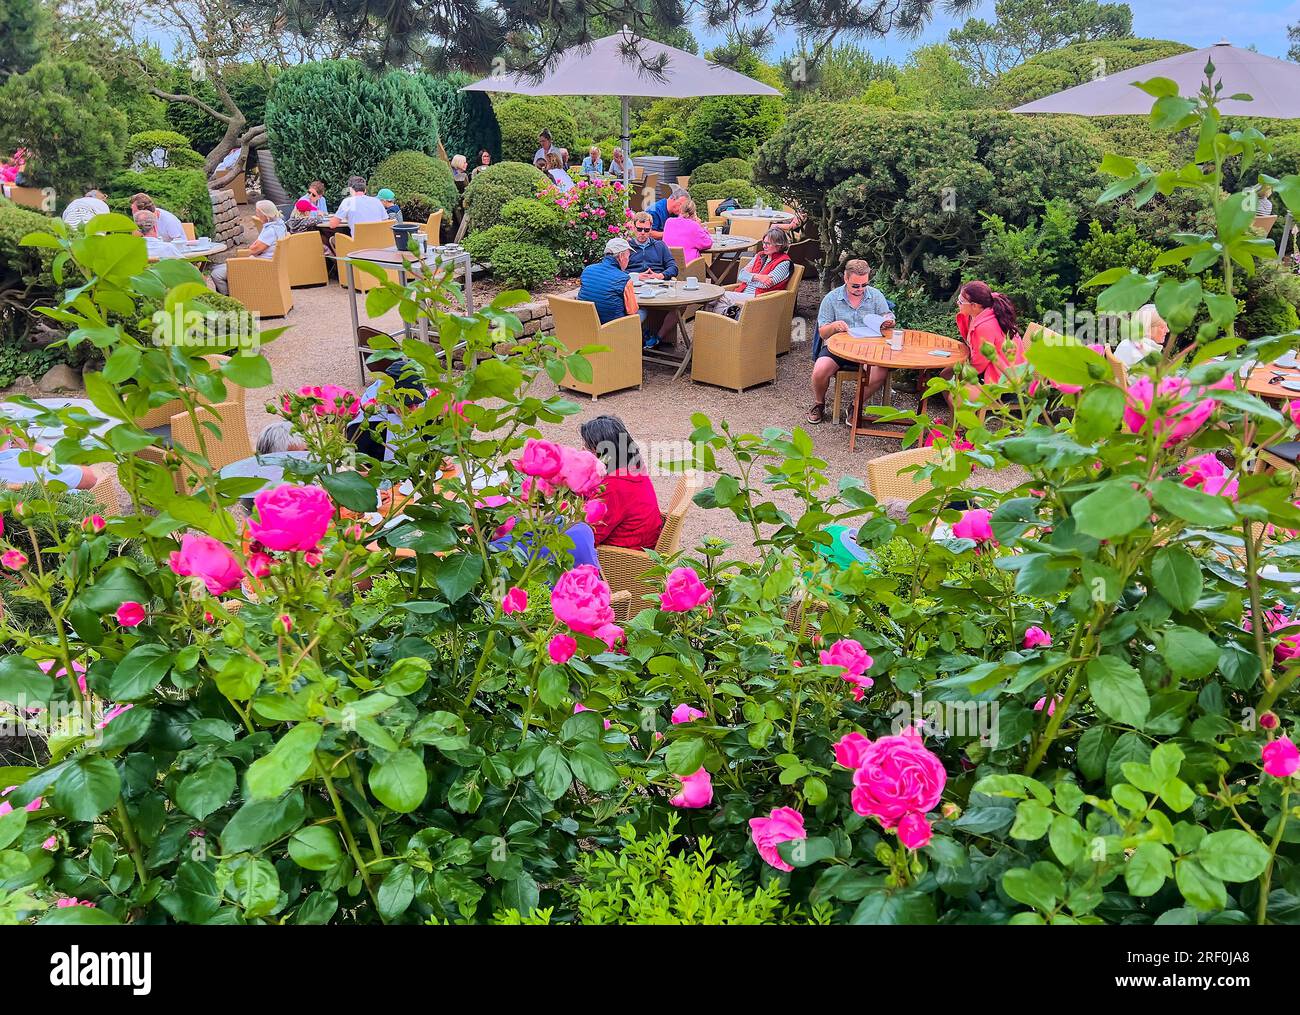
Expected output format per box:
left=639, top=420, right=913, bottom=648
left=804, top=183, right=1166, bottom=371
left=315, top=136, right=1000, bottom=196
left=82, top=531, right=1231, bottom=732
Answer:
left=599, top=313, right=643, bottom=345
left=692, top=310, right=739, bottom=342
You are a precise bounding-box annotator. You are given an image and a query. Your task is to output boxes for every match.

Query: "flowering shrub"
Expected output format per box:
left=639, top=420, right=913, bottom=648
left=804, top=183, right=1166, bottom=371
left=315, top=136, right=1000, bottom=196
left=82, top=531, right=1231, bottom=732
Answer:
left=1, top=73, right=1300, bottom=927
left=535, top=176, right=633, bottom=276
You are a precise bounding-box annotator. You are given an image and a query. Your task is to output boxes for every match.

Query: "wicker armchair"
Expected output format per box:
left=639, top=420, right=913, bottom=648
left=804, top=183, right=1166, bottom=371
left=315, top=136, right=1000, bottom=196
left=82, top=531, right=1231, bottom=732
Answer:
left=335, top=220, right=397, bottom=292
left=169, top=400, right=253, bottom=493
left=866, top=446, right=941, bottom=504
left=598, top=476, right=694, bottom=619
left=690, top=290, right=784, bottom=393
left=546, top=295, right=642, bottom=400
left=182, top=222, right=197, bottom=241
left=226, top=245, right=293, bottom=318
left=419, top=210, right=444, bottom=243
left=280, top=230, right=329, bottom=288
left=727, top=217, right=771, bottom=241
left=668, top=246, right=688, bottom=278
left=775, top=262, right=805, bottom=355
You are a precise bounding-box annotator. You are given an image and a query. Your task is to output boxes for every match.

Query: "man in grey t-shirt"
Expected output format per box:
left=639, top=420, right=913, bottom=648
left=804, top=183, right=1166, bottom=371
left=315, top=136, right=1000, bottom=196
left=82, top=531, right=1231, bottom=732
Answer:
left=808, top=258, right=894, bottom=424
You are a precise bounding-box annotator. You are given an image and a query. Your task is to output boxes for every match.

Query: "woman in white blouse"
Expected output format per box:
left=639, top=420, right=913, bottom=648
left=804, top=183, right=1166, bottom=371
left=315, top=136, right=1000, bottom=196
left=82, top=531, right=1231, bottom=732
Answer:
left=1114, top=304, right=1168, bottom=367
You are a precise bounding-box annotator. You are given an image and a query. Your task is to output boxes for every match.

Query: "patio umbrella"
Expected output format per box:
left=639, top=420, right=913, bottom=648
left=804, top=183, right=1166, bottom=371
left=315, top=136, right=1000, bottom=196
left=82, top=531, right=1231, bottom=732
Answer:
left=1013, top=41, right=1300, bottom=255
left=462, top=28, right=780, bottom=188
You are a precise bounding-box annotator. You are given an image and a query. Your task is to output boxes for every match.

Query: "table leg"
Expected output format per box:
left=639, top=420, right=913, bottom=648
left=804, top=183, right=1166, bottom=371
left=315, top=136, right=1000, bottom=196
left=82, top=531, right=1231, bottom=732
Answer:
left=672, top=315, right=693, bottom=380
left=849, top=366, right=865, bottom=453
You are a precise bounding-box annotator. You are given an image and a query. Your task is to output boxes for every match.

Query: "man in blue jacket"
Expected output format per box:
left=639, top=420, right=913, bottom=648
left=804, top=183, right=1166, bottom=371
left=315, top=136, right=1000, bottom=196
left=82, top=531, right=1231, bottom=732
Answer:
left=626, top=212, right=677, bottom=280
left=578, top=237, right=638, bottom=325
left=645, top=188, right=688, bottom=239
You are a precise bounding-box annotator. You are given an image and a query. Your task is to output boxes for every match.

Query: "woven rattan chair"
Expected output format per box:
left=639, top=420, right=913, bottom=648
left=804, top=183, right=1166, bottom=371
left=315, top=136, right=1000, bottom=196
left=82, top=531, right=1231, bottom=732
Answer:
left=597, top=476, right=694, bottom=619
left=130, top=444, right=184, bottom=498
left=775, top=263, right=804, bottom=356
left=169, top=400, right=253, bottom=492
left=547, top=295, right=642, bottom=400
left=280, top=230, right=329, bottom=288
left=690, top=290, right=784, bottom=393
left=335, top=220, right=397, bottom=292
left=727, top=217, right=771, bottom=241
left=419, top=210, right=444, bottom=243
left=226, top=244, right=293, bottom=318
left=182, top=222, right=197, bottom=241
left=668, top=246, right=688, bottom=278
left=89, top=474, right=120, bottom=513
left=866, top=446, right=941, bottom=504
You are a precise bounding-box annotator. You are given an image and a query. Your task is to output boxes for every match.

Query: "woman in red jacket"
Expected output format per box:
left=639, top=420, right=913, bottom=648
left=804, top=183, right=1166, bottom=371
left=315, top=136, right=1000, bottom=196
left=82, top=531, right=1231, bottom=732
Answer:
left=956, top=281, right=1025, bottom=383
left=580, top=415, right=664, bottom=550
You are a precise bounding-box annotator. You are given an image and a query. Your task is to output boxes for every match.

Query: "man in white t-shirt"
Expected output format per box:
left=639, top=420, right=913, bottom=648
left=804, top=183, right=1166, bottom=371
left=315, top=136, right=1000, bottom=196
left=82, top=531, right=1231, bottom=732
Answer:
left=129, top=193, right=187, bottom=242
left=329, top=176, right=387, bottom=232
left=134, top=210, right=185, bottom=261
left=61, top=190, right=110, bottom=228
left=533, top=129, right=554, bottom=167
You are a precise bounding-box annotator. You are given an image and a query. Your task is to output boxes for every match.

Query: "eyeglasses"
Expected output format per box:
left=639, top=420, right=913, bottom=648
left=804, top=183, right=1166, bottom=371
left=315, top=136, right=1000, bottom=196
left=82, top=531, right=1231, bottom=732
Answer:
left=634, top=225, right=651, bottom=232
left=846, top=282, right=869, bottom=290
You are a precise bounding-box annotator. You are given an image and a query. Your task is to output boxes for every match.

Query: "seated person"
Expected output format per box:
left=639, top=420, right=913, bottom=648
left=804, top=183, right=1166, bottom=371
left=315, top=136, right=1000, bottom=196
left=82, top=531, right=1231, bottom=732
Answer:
left=61, top=190, right=110, bottom=228
left=472, top=149, right=491, bottom=178
left=704, top=227, right=792, bottom=315
left=955, top=280, right=1025, bottom=384
left=287, top=197, right=326, bottom=233
left=645, top=188, right=688, bottom=240
left=450, top=154, right=469, bottom=185
left=0, top=427, right=100, bottom=490
left=626, top=211, right=679, bottom=350
left=662, top=197, right=713, bottom=263
left=211, top=200, right=286, bottom=295
left=545, top=153, right=576, bottom=193
left=377, top=188, right=403, bottom=222
left=129, top=193, right=187, bottom=242
left=580, top=415, right=664, bottom=550
left=1114, top=303, right=1168, bottom=367
left=609, top=148, right=629, bottom=178
left=134, top=210, right=185, bottom=261
left=534, top=129, right=555, bottom=167
left=304, top=181, right=329, bottom=215
left=255, top=420, right=307, bottom=456
left=807, top=258, right=895, bottom=425
left=330, top=176, right=388, bottom=231
left=577, top=237, right=639, bottom=325
left=346, top=357, right=428, bottom=463
left=581, top=146, right=604, bottom=176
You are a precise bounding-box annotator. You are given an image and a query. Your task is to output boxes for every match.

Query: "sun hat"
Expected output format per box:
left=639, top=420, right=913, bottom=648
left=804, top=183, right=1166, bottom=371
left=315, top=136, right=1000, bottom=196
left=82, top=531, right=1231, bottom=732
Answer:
left=294, top=198, right=315, bottom=213
left=604, top=237, right=631, bottom=255
left=376, top=188, right=396, bottom=201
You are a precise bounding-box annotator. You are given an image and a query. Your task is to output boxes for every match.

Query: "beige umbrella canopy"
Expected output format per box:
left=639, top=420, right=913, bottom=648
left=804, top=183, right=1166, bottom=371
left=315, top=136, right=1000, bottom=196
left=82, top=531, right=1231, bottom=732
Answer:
left=462, top=28, right=780, bottom=185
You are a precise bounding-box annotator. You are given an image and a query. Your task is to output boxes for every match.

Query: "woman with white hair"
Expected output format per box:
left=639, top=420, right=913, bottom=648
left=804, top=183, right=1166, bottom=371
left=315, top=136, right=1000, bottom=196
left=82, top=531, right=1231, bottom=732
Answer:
left=1114, top=304, right=1168, bottom=367
left=609, top=148, right=628, bottom=178
left=581, top=146, right=604, bottom=176
left=450, top=154, right=469, bottom=185
left=210, top=200, right=287, bottom=295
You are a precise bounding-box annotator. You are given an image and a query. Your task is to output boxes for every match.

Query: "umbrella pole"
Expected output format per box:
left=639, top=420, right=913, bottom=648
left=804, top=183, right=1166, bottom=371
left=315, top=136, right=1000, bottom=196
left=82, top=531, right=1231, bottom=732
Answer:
left=1280, top=210, right=1294, bottom=262
left=622, top=96, right=631, bottom=189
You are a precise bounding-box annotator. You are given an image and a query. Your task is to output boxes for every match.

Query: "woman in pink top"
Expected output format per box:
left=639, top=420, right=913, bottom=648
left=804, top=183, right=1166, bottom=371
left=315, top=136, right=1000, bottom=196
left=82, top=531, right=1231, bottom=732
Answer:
left=662, top=198, right=713, bottom=264
left=956, top=280, right=1025, bottom=384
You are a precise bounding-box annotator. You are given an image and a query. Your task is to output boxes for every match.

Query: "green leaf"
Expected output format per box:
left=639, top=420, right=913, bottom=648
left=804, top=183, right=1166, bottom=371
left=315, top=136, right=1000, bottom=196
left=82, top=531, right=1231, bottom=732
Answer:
left=1087, top=656, right=1149, bottom=728
left=107, top=644, right=172, bottom=701
left=468, top=358, right=523, bottom=399
left=1159, top=777, right=1196, bottom=813
left=1198, top=829, right=1270, bottom=882
left=288, top=826, right=345, bottom=871
left=664, top=737, right=708, bottom=775
left=1152, top=547, right=1202, bottom=612
left=38, top=906, right=121, bottom=925
left=1010, top=800, right=1052, bottom=840
left=1107, top=732, right=1151, bottom=789
left=228, top=855, right=280, bottom=918
left=377, top=863, right=415, bottom=920
left=1075, top=385, right=1124, bottom=442
left=245, top=723, right=322, bottom=800
left=1154, top=277, right=1203, bottom=334
left=0, top=809, right=27, bottom=851
left=1126, top=842, right=1173, bottom=896
left=1048, top=815, right=1089, bottom=865
left=850, top=889, right=937, bottom=925
left=0, top=655, right=54, bottom=707
left=1151, top=479, right=1237, bottom=527
left=1027, top=340, right=1110, bottom=388
left=435, top=553, right=482, bottom=603
left=1072, top=481, right=1151, bottom=540
left=1176, top=858, right=1228, bottom=910
left=1097, top=272, right=1159, bottom=314
left=50, top=756, right=121, bottom=821
left=1161, top=626, right=1220, bottom=680
left=220, top=792, right=305, bottom=854
left=368, top=749, right=428, bottom=813
left=77, top=566, right=149, bottom=613
left=319, top=471, right=377, bottom=512
left=1077, top=726, right=1114, bottom=782
left=567, top=741, right=619, bottom=792
left=176, top=759, right=236, bottom=820
left=534, top=744, right=572, bottom=800
left=1002, top=862, right=1063, bottom=912
left=221, top=353, right=272, bottom=389
left=1149, top=742, right=1185, bottom=782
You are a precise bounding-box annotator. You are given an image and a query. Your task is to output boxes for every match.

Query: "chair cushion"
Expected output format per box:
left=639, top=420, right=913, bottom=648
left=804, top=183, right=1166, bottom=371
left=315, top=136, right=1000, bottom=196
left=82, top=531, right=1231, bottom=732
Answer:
left=1266, top=442, right=1300, bottom=464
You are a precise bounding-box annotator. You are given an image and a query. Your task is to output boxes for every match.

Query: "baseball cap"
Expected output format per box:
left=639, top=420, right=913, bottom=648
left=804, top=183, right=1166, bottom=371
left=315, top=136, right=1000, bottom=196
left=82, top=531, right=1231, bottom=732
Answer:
left=605, top=237, right=631, bottom=255
left=376, top=188, right=396, bottom=201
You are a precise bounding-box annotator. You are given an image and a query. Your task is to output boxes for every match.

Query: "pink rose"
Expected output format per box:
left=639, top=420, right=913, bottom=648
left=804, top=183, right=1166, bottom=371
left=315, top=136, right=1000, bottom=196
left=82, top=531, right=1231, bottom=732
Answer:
left=557, top=446, right=605, bottom=497
left=1262, top=737, right=1300, bottom=778
left=584, top=500, right=607, bottom=526
left=277, top=614, right=293, bottom=634
left=1289, top=399, right=1300, bottom=428
left=573, top=702, right=611, bottom=730
left=316, top=384, right=359, bottom=417
left=1023, top=626, right=1052, bottom=649
left=520, top=475, right=556, bottom=500
left=669, top=768, right=713, bottom=808
left=548, top=635, right=576, bottom=664
left=41, top=835, right=56, bottom=850
left=0, top=786, right=42, bottom=814
left=82, top=515, right=106, bottom=533
left=2, top=550, right=28, bottom=570
left=849, top=727, right=946, bottom=833
left=833, top=731, right=872, bottom=770
left=748, top=807, right=806, bottom=871
left=594, top=621, right=624, bottom=651
left=248, top=484, right=334, bottom=553
left=304, top=551, right=322, bottom=568
left=115, top=601, right=145, bottom=627
left=1033, top=695, right=1061, bottom=716
left=819, top=639, right=874, bottom=701
left=671, top=703, right=706, bottom=725
left=1179, top=453, right=1238, bottom=499
left=1123, top=375, right=1219, bottom=446
left=1261, top=711, right=1280, bottom=730
left=552, top=565, right=615, bottom=637
left=896, top=811, right=933, bottom=850
left=39, top=659, right=87, bottom=694
left=503, top=586, right=527, bottom=614
left=97, top=703, right=134, bottom=729
left=168, top=534, right=243, bottom=594
left=952, top=509, right=996, bottom=545
left=660, top=567, right=712, bottom=612
left=55, top=898, right=95, bottom=908
left=1246, top=607, right=1300, bottom=664
left=519, top=439, right=564, bottom=480
left=246, top=552, right=272, bottom=579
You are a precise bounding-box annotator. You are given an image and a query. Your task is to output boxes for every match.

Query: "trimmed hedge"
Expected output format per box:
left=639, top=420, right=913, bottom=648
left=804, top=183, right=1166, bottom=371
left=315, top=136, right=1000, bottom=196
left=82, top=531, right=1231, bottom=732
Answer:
left=991, top=38, right=1192, bottom=109
left=500, top=196, right=562, bottom=237
left=463, top=224, right=522, bottom=263
left=688, top=178, right=758, bottom=211
left=371, top=150, right=459, bottom=218
left=464, top=161, right=548, bottom=232
left=490, top=241, right=558, bottom=289
left=126, top=130, right=205, bottom=172
left=0, top=198, right=57, bottom=294
left=107, top=168, right=214, bottom=237
left=495, top=95, right=577, bottom=164
left=417, top=72, right=501, bottom=162
left=265, top=60, right=440, bottom=199
left=689, top=159, right=753, bottom=187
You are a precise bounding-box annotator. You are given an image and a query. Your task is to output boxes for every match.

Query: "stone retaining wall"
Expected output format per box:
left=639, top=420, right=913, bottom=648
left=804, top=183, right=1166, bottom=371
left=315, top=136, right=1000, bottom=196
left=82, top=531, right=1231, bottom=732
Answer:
left=509, top=299, right=554, bottom=338
left=210, top=189, right=242, bottom=246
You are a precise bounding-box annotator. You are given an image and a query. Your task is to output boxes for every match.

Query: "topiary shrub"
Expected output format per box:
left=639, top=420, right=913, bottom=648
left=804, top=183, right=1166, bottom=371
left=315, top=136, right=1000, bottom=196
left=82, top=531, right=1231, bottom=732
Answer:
left=489, top=241, right=558, bottom=289
left=265, top=60, right=439, bottom=199
left=1241, top=260, right=1300, bottom=339
left=400, top=193, right=439, bottom=231
left=494, top=95, right=577, bottom=164
left=125, top=130, right=204, bottom=172
left=106, top=169, right=214, bottom=237
left=415, top=71, right=501, bottom=162
left=463, top=224, right=523, bottom=263
left=689, top=178, right=757, bottom=211
left=371, top=150, right=459, bottom=218
left=463, top=161, right=548, bottom=232
left=0, top=198, right=59, bottom=345
left=500, top=196, right=562, bottom=238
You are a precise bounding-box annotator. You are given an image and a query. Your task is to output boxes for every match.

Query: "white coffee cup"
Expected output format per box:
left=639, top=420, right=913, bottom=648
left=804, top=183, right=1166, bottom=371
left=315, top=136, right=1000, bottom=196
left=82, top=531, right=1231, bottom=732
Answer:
left=684, top=276, right=699, bottom=290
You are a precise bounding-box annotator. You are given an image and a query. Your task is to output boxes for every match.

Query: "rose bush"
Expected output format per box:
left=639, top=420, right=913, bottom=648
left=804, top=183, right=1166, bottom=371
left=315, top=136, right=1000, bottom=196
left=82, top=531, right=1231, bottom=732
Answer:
left=0, top=73, right=1299, bottom=926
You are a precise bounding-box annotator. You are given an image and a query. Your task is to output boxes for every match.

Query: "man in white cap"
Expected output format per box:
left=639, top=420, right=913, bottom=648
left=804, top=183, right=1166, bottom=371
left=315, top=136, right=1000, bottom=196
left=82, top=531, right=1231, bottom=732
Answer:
left=577, top=236, right=639, bottom=325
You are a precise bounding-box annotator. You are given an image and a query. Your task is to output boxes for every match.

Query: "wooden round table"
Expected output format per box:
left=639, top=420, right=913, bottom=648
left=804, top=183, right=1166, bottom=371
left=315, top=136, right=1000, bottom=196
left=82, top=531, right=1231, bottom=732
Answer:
left=721, top=209, right=796, bottom=224
left=633, top=280, right=726, bottom=379
left=701, top=233, right=758, bottom=284
left=149, top=241, right=227, bottom=263
left=827, top=330, right=969, bottom=450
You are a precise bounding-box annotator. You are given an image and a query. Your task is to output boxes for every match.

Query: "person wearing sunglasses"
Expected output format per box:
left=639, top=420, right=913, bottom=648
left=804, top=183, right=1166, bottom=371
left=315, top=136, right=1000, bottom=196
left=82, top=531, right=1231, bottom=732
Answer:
left=704, top=227, right=793, bottom=317
left=626, top=211, right=680, bottom=349
left=807, top=259, right=895, bottom=425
